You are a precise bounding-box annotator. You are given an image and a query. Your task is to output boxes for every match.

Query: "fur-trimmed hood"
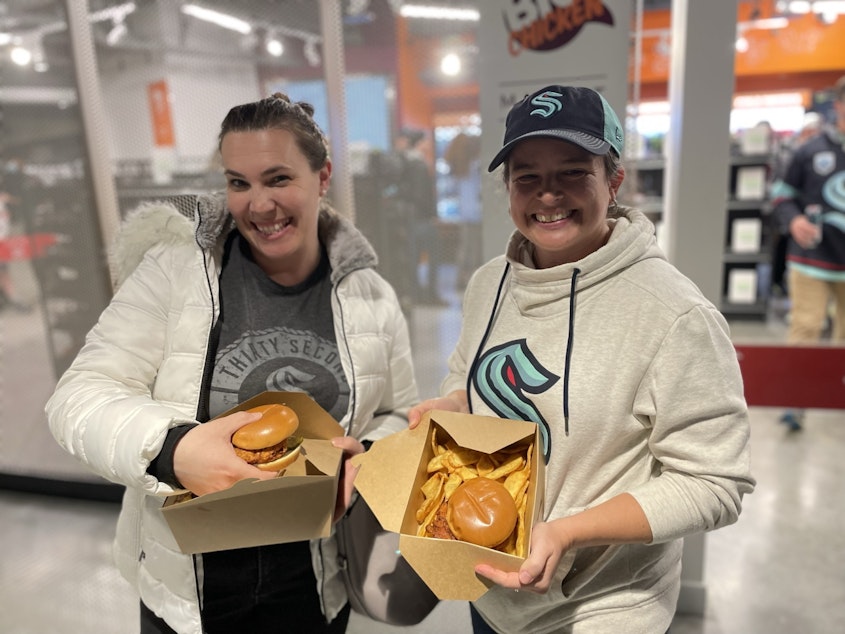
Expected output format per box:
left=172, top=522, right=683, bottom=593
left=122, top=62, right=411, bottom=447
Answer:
left=109, top=192, right=378, bottom=288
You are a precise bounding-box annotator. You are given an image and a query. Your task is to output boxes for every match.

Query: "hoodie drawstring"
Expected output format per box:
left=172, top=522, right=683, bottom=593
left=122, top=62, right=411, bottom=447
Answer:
left=467, top=263, right=579, bottom=437
left=466, top=263, right=511, bottom=414
left=563, top=268, right=580, bottom=435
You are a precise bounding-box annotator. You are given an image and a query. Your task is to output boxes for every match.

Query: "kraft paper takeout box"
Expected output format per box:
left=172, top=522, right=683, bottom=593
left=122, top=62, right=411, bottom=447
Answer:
left=162, top=391, right=344, bottom=555
left=351, top=410, right=544, bottom=601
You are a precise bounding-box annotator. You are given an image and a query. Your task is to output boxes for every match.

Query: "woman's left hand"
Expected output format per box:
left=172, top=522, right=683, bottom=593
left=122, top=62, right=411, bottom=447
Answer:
left=474, top=521, right=571, bottom=593
left=331, top=435, right=366, bottom=522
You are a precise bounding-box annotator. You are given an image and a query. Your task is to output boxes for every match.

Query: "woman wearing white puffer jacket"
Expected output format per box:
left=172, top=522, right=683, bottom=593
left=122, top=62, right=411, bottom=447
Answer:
left=46, top=93, right=418, bottom=634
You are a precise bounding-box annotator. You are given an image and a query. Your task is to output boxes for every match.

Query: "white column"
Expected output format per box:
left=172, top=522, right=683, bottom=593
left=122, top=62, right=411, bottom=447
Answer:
left=65, top=0, right=121, bottom=280
left=663, top=0, right=739, bottom=304
left=662, top=0, right=739, bottom=616
left=318, top=0, right=356, bottom=222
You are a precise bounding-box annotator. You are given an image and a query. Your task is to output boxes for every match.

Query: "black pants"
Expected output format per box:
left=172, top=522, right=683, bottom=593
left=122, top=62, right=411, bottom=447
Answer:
left=140, top=540, right=350, bottom=633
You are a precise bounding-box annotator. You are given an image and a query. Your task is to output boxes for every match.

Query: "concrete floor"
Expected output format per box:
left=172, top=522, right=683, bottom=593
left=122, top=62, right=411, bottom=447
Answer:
left=2, top=406, right=843, bottom=634
left=1, top=271, right=844, bottom=633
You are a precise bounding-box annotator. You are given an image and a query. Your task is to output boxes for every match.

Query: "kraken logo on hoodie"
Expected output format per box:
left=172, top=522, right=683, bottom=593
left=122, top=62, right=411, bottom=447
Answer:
left=472, top=339, right=558, bottom=462
left=209, top=327, right=350, bottom=420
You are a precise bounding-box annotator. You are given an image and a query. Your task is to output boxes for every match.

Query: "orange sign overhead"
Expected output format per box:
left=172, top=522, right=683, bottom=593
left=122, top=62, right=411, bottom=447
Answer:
left=503, top=0, right=614, bottom=56
left=147, top=80, right=176, bottom=148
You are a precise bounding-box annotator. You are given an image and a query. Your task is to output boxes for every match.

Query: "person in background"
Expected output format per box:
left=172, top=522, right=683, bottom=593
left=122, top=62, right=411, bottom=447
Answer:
left=45, top=93, right=418, bottom=634
left=0, top=185, right=15, bottom=309
left=408, top=85, right=755, bottom=634
left=395, top=127, right=446, bottom=305
left=0, top=169, right=30, bottom=312
left=768, top=111, right=826, bottom=300
left=444, top=131, right=483, bottom=290
left=770, top=75, right=845, bottom=431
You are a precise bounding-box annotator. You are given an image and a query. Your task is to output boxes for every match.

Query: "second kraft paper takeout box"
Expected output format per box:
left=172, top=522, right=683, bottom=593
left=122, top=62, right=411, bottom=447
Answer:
left=162, top=391, right=344, bottom=555
left=351, top=410, right=544, bottom=601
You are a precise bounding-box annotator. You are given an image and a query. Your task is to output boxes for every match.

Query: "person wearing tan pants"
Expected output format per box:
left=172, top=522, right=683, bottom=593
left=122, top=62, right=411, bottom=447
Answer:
left=770, top=75, right=845, bottom=430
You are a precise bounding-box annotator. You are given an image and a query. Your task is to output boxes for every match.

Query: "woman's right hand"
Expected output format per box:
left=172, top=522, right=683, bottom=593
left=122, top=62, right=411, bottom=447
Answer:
left=173, top=410, right=277, bottom=496
left=408, top=390, right=468, bottom=430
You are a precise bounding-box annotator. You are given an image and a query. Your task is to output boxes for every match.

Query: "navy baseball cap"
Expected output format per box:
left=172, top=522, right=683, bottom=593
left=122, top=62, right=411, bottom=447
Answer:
left=487, top=85, right=624, bottom=172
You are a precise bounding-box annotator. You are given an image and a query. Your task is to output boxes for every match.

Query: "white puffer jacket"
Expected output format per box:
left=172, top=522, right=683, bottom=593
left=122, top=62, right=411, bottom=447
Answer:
left=45, top=193, right=418, bottom=634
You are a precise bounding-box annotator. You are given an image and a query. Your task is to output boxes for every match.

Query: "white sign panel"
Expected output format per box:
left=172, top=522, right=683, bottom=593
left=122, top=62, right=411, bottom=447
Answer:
left=478, top=0, right=633, bottom=256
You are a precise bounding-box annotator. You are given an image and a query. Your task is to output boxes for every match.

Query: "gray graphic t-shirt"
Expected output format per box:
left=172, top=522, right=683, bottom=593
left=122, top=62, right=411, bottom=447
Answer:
left=208, top=233, right=350, bottom=420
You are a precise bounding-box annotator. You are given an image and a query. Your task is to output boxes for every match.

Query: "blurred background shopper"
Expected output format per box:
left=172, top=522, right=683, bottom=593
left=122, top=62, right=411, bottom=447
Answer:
left=394, top=127, right=447, bottom=305
left=770, top=75, right=845, bottom=430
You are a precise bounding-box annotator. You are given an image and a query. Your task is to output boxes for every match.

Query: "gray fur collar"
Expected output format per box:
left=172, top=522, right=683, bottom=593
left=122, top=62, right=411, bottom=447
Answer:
left=109, top=192, right=378, bottom=287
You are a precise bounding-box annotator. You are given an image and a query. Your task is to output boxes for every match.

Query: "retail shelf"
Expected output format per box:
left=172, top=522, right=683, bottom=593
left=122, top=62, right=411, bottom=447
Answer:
left=723, top=251, right=769, bottom=264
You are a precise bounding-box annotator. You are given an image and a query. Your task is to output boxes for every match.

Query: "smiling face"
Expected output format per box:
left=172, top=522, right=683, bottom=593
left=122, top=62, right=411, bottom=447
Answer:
left=221, top=128, right=331, bottom=286
left=506, top=138, right=623, bottom=268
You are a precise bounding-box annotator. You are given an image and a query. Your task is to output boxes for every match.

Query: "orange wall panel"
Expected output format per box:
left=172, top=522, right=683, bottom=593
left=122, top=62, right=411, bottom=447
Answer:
left=637, top=3, right=845, bottom=98
left=395, top=3, right=845, bottom=120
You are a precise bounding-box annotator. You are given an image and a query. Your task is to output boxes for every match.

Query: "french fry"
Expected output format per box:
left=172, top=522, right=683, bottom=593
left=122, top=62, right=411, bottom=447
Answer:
left=485, top=453, right=524, bottom=481
left=417, top=494, right=446, bottom=536
left=457, top=466, right=479, bottom=481
left=476, top=454, right=495, bottom=476
left=427, top=453, right=447, bottom=473
left=515, top=494, right=529, bottom=556
left=447, top=446, right=481, bottom=469
left=504, top=468, right=529, bottom=502
left=443, top=471, right=463, bottom=499
left=416, top=473, right=445, bottom=523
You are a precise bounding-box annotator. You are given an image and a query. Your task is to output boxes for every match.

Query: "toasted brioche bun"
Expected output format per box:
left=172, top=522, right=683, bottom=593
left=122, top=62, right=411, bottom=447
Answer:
left=231, top=404, right=301, bottom=472
left=446, top=477, right=517, bottom=548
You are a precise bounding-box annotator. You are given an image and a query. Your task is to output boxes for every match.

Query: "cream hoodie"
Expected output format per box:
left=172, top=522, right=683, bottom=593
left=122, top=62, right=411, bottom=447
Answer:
left=443, top=209, right=755, bottom=634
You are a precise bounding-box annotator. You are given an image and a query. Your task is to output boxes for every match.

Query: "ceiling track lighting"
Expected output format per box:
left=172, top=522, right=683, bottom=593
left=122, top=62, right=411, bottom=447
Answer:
left=775, top=0, right=845, bottom=15
left=399, top=4, right=480, bottom=21
left=440, top=51, right=461, bottom=76
left=180, top=4, right=252, bottom=34
left=304, top=38, right=321, bottom=66
left=89, top=2, right=137, bottom=24
left=180, top=3, right=323, bottom=63
left=265, top=35, right=284, bottom=57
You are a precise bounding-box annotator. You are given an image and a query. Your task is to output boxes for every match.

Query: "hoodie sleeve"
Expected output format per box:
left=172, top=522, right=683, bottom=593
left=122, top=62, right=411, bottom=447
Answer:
left=45, top=242, right=200, bottom=495
left=629, top=305, right=756, bottom=542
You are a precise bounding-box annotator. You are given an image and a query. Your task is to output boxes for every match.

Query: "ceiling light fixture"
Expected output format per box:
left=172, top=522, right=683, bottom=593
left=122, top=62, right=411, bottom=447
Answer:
left=440, top=51, right=461, bottom=76
left=181, top=4, right=252, bottom=34
left=778, top=0, right=845, bottom=13
left=10, top=46, right=32, bottom=66
left=399, top=5, right=480, bottom=21
left=89, top=1, right=136, bottom=24
left=304, top=38, right=321, bottom=66
left=266, top=36, right=284, bottom=57
left=739, top=16, right=790, bottom=29
left=106, top=20, right=128, bottom=46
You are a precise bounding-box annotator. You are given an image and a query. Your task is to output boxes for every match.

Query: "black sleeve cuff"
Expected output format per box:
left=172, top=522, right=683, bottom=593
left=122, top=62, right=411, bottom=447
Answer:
left=147, top=424, right=195, bottom=489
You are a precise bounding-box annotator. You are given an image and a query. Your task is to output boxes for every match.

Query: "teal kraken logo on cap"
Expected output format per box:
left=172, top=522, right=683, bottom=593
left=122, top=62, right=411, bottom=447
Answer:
left=530, top=91, right=563, bottom=118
